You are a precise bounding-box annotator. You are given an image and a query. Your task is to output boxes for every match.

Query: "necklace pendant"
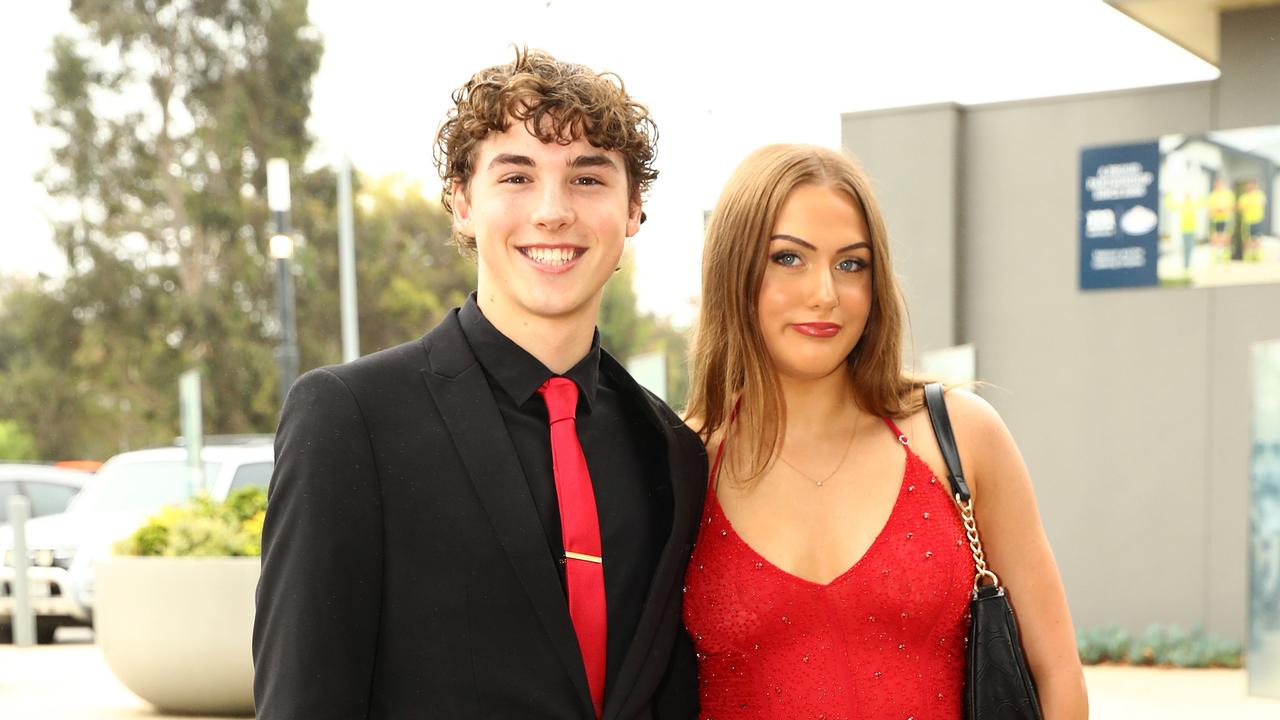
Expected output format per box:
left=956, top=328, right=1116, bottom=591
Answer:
left=815, top=480, right=824, bottom=487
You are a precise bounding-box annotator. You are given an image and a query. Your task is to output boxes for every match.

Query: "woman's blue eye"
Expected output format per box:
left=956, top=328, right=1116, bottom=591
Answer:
left=771, top=251, right=801, bottom=267
left=837, top=258, right=867, bottom=272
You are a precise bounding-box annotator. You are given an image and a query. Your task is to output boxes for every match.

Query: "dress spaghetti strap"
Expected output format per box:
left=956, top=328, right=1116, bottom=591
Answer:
left=709, top=435, right=728, bottom=489
left=882, top=416, right=910, bottom=446
left=707, top=398, right=742, bottom=492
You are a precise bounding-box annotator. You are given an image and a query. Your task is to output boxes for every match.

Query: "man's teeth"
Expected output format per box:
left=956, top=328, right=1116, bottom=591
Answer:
left=523, top=247, right=578, bottom=266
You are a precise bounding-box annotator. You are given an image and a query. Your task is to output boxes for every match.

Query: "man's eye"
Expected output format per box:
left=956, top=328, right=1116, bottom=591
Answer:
left=574, top=176, right=603, bottom=186
left=500, top=175, right=529, bottom=184
left=771, top=252, right=801, bottom=267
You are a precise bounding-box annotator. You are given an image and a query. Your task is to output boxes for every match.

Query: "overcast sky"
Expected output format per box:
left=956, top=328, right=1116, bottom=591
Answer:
left=1, top=0, right=1216, bottom=324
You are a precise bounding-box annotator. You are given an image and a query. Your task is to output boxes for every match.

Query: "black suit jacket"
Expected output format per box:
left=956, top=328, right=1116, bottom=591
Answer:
left=253, top=309, right=707, bottom=719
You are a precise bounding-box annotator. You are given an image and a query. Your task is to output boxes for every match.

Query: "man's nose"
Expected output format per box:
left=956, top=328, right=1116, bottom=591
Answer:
left=531, top=183, right=574, bottom=231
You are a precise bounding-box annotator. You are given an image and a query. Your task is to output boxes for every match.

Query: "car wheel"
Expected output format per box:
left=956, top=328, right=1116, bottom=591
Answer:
left=0, top=623, right=11, bottom=644
left=35, top=619, right=58, bottom=644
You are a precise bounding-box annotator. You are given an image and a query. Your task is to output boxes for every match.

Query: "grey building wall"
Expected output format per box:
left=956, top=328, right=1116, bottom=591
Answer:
left=841, top=105, right=961, bottom=357
left=958, top=85, right=1222, bottom=636
left=1211, top=18, right=1280, bottom=639
left=1218, top=6, right=1280, bottom=129
left=841, top=7, right=1280, bottom=642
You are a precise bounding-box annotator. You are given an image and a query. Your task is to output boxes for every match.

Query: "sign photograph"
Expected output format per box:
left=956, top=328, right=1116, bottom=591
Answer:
left=1080, top=125, right=1280, bottom=290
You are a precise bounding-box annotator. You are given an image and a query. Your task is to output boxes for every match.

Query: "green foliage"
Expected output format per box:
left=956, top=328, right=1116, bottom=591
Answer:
left=598, top=250, right=691, bottom=410
left=0, top=420, right=38, bottom=461
left=0, top=0, right=324, bottom=459
left=223, top=484, right=269, bottom=524
left=1075, top=624, right=1132, bottom=665
left=114, top=486, right=268, bottom=558
left=294, top=173, right=474, bottom=361
left=1076, top=623, right=1242, bottom=668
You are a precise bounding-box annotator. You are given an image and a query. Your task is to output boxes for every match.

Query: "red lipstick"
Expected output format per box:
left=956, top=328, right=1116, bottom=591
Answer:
left=791, top=322, right=841, bottom=338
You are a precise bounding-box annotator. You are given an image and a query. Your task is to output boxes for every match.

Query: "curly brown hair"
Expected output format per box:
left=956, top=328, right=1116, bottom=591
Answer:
left=434, top=47, right=659, bottom=253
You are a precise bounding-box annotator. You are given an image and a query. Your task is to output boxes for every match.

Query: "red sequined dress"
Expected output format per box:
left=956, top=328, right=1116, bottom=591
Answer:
left=682, top=418, right=971, bottom=720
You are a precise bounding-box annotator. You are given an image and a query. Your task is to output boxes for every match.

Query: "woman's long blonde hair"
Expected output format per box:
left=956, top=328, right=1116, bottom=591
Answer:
left=686, top=144, right=927, bottom=484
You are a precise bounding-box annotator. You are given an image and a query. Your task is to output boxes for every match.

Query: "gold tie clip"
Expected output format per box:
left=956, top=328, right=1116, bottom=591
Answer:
left=564, top=550, right=603, bottom=564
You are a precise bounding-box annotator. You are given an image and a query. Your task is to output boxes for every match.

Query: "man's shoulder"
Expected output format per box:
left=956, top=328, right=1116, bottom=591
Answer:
left=300, top=310, right=467, bottom=398
left=324, top=335, right=428, bottom=388
left=636, top=383, right=682, bottom=428
left=599, top=349, right=700, bottom=446
left=332, top=310, right=466, bottom=381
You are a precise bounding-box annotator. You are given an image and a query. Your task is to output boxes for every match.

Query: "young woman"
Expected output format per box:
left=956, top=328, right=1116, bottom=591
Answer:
left=683, top=144, right=1088, bottom=719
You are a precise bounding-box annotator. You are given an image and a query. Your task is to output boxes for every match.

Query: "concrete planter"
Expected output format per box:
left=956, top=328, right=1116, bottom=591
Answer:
left=94, top=555, right=258, bottom=716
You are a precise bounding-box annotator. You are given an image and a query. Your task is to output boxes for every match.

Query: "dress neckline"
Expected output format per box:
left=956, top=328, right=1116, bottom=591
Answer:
left=706, top=418, right=925, bottom=589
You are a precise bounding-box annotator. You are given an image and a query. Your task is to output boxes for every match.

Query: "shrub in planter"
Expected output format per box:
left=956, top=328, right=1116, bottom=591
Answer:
left=97, top=487, right=266, bottom=716
left=113, top=487, right=266, bottom=557
left=1076, top=622, right=1243, bottom=668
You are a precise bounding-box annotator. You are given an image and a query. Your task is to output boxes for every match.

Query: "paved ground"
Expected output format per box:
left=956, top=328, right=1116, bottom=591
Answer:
left=1086, top=663, right=1280, bottom=719
left=2, top=630, right=1280, bottom=718
left=0, top=629, right=247, bottom=719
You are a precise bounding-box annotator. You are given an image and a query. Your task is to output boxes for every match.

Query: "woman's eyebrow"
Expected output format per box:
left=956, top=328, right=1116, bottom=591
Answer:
left=769, top=234, right=815, bottom=249
left=770, top=234, right=871, bottom=253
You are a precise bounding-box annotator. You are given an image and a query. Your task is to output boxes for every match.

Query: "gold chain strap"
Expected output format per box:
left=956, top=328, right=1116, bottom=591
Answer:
left=956, top=493, right=1001, bottom=592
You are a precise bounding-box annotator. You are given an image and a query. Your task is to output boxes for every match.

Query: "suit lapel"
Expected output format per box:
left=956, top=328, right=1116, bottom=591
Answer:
left=418, top=311, right=594, bottom=716
left=600, top=353, right=704, bottom=720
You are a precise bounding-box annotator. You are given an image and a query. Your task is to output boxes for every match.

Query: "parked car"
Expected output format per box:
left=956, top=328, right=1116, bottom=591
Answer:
left=0, top=464, right=93, bottom=525
left=0, top=436, right=274, bottom=643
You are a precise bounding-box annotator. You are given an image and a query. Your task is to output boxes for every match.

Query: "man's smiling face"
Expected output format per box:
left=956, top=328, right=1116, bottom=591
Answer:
left=453, top=120, right=642, bottom=329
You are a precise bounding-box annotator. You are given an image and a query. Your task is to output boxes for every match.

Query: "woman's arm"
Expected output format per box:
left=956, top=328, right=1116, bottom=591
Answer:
left=946, top=389, right=1089, bottom=720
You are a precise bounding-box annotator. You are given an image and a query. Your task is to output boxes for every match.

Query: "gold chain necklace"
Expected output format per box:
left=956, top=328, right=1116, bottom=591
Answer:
left=776, top=414, right=861, bottom=488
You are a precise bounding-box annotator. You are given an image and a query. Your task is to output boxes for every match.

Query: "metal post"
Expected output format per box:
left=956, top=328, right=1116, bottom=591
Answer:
left=8, top=495, right=35, bottom=647
left=338, top=156, right=360, bottom=363
left=179, top=369, right=205, bottom=493
left=274, top=249, right=299, bottom=404
left=268, top=158, right=299, bottom=407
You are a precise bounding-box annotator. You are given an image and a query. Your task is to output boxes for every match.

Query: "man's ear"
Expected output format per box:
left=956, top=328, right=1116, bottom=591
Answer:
left=452, top=181, right=475, bottom=238
left=626, top=201, right=643, bottom=238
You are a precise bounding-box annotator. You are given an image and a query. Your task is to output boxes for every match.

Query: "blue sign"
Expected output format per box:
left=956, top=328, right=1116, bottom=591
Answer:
left=1079, top=142, right=1160, bottom=289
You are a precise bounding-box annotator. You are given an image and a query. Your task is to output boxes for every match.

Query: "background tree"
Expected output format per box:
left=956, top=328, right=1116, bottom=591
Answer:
left=292, top=173, right=475, bottom=365
left=6, top=0, right=322, bottom=457
left=0, top=421, right=39, bottom=462
left=599, top=251, right=690, bottom=410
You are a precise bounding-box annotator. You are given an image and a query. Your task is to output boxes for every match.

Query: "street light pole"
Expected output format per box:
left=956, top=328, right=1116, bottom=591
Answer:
left=267, top=158, right=299, bottom=407
left=338, top=156, right=360, bottom=363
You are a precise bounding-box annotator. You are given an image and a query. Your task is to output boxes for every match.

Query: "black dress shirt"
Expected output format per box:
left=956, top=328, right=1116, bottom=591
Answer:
left=458, top=295, right=664, bottom=692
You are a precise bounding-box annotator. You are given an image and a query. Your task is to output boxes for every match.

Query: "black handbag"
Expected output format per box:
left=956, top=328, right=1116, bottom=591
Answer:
left=923, top=382, right=1043, bottom=720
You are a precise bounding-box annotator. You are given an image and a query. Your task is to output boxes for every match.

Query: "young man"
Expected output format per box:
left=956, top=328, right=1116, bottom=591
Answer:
left=252, top=50, right=706, bottom=719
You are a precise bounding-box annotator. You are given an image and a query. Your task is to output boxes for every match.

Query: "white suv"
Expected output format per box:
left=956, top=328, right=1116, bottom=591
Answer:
left=0, top=436, right=274, bottom=643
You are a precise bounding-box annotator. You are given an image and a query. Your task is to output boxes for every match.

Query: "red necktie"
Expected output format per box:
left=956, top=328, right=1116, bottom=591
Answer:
left=538, top=377, right=607, bottom=718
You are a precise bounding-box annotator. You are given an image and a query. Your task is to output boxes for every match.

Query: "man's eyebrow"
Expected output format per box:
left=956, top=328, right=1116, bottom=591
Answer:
left=487, top=153, right=535, bottom=170
left=570, top=154, right=619, bottom=171
left=485, top=153, right=618, bottom=172
left=769, top=234, right=871, bottom=254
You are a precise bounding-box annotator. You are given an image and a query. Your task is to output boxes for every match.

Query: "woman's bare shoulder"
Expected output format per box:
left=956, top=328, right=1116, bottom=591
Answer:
left=939, top=387, right=1025, bottom=496
left=897, top=385, right=1012, bottom=488
left=894, top=385, right=1001, bottom=435
left=940, top=386, right=1004, bottom=433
